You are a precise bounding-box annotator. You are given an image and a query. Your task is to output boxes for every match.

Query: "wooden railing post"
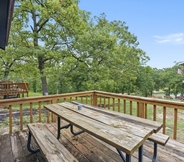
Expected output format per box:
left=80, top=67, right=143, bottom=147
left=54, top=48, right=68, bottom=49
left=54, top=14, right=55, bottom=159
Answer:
left=20, top=104, right=23, bottom=131
left=93, top=92, right=97, bottom=106
left=137, top=102, right=145, bottom=118
left=9, top=105, right=12, bottom=134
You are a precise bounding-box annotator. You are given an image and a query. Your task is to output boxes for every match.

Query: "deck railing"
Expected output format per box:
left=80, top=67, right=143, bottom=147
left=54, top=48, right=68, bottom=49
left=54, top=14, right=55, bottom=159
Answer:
left=0, top=82, right=29, bottom=98
left=0, top=90, right=184, bottom=143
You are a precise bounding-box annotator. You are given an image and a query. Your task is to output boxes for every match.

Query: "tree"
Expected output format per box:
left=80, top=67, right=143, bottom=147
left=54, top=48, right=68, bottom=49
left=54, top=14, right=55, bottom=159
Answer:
left=13, top=0, right=86, bottom=95
left=0, top=25, right=29, bottom=81
left=8, top=1, right=149, bottom=95
left=52, top=14, right=149, bottom=93
left=135, top=66, right=154, bottom=97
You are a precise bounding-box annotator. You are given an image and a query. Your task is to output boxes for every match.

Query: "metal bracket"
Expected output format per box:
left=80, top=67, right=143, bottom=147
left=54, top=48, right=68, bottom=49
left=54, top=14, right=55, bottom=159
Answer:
left=27, top=132, right=39, bottom=153
left=57, top=116, right=84, bottom=139
left=70, top=124, right=84, bottom=136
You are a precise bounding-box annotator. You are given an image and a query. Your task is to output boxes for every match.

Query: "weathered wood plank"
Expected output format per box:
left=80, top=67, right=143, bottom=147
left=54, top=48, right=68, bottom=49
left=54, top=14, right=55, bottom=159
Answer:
left=71, top=101, right=163, bottom=132
left=48, top=121, right=123, bottom=162
left=10, top=132, right=26, bottom=162
left=28, top=123, right=78, bottom=162
left=60, top=102, right=153, bottom=139
left=0, top=134, right=14, bottom=162
left=1, top=125, right=184, bottom=162
left=45, top=104, right=147, bottom=155
left=0, top=135, right=2, bottom=161
left=68, top=102, right=169, bottom=146
left=18, top=130, right=45, bottom=162
left=46, top=123, right=90, bottom=162
left=61, top=125, right=119, bottom=162
left=62, top=128, right=109, bottom=162
left=148, top=133, right=169, bottom=146
left=92, top=134, right=152, bottom=162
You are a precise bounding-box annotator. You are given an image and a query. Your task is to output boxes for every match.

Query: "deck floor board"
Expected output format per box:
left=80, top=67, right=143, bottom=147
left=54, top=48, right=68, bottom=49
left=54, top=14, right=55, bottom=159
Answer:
left=0, top=122, right=184, bottom=162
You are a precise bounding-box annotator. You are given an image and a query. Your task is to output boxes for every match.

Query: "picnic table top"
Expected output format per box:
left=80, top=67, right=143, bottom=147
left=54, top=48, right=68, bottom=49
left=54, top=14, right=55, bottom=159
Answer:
left=44, top=102, right=163, bottom=155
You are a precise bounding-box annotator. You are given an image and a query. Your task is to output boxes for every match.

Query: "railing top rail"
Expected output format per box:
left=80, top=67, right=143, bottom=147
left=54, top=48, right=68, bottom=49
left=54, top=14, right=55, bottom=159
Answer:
left=0, top=91, right=94, bottom=106
left=94, top=90, right=184, bottom=109
left=1, top=90, right=184, bottom=109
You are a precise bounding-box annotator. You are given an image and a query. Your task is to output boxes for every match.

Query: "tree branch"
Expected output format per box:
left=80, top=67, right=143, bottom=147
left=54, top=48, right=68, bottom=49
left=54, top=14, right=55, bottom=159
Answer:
left=37, top=19, right=49, bottom=33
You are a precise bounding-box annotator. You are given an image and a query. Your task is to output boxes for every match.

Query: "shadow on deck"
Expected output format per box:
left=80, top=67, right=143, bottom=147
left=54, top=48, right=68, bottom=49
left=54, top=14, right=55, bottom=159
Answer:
left=1, top=122, right=184, bottom=162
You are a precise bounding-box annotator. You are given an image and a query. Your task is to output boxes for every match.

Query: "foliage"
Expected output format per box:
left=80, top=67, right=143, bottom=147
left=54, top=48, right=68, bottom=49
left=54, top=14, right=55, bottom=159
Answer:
left=0, top=0, right=153, bottom=96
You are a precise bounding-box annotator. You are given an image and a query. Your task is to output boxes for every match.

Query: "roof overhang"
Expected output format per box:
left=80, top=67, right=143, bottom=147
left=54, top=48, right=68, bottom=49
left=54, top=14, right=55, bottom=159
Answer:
left=0, top=0, right=15, bottom=50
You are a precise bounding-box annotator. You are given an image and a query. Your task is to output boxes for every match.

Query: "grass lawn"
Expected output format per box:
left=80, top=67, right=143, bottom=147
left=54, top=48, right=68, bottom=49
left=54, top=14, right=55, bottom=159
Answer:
left=26, top=91, right=42, bottom=97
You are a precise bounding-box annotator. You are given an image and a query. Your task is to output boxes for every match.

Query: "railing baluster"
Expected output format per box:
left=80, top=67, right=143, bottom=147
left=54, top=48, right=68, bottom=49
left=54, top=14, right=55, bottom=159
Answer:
left=130, top=101, right=132, bottom=115
left=137, top=102, right=139, bottom=116
left=90, top=95, right=93, bottom=105
left=51, top=99, right=56, bottom=122
left=153, top=105, right=156, bottom=121
left=30, top=102, right=33, bottom=123
left=145, top=103, right=147, bottom=119
left=20, top=104, right=23, bottom=131
left=118, top=99, right=120, bottom=112
left=47, top=110, right=50, bottom=123
left=174, top=108, right=178, bottom=140
left=9, top=105, right=12, bottom=133
left=124, top=100, right=126, bottom=114
left=100, top=97, right=102, bottom=107
left=39, top=102, right=42, bottom=123
left=104, top=97, right=106, bottom=108
left=113, top=98, right=115, bottom=111
left=86, top=96, right=88, bottom=104
left=163, top=106, right=166, bottom=134
left=81, top=97, right=83, bottom=103
left=108, top=98, right=110, bottom=110
left=70, top=97, right=72, bottom=102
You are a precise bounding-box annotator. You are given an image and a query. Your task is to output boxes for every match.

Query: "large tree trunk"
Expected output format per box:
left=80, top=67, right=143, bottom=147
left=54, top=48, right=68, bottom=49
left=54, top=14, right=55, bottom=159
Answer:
left=38, top=56, right=48, bottom=95
left=32, top=10, right=48, bottom=96
left=3, top=71, right=9, bottom=81
left=41, top=75, right=48, bottom=95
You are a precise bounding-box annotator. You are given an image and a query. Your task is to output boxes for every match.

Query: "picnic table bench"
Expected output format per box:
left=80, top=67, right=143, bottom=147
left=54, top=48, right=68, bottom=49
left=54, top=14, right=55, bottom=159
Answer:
left=27, top=123, right=78, bottom=162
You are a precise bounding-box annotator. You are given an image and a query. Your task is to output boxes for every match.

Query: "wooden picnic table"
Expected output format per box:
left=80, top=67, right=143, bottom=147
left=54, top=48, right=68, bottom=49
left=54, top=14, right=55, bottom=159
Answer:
left=44, top=102, right=163, bottom=162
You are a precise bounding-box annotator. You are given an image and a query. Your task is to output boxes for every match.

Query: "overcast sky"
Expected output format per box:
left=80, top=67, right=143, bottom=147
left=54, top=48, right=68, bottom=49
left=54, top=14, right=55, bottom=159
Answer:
left=79, top=0, right=184, bottom=69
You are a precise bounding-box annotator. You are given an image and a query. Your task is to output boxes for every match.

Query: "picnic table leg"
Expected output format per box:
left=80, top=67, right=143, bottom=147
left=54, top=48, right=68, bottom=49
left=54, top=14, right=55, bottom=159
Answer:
left=116, top=149, right=126, bottom=162
left=57, top=116, right=61, bottom=139
left=152, top=143, right=157, bottom=162
left=57, top=116, right=71, bottom=139
left=139, top=145, right=143, bottom=162
left=57, top=116, right=84, bottom=137
left=126, top=154, right=131, bottom=162
left=116, top=149, right=131, bottom=162
left=27, top=132, right=39, bottom=153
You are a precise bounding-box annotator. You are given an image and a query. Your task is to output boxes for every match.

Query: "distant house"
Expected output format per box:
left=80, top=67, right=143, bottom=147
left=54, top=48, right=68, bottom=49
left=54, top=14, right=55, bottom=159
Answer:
left=0, top=0, right=15, bottom=50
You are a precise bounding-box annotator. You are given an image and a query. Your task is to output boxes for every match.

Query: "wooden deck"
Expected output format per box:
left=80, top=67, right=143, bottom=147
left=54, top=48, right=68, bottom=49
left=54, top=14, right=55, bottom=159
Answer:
left=1, top=122, right=184, bottom=162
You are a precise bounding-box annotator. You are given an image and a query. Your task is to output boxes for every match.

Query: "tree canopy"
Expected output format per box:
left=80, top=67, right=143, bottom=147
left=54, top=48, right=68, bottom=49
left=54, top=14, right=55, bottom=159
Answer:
left=2, top=0, right=183, bottom=97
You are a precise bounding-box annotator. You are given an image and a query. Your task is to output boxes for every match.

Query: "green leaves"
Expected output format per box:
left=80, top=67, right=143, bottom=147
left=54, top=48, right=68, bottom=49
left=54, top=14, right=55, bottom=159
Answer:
left=1, top=0, right=152, bottom=95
